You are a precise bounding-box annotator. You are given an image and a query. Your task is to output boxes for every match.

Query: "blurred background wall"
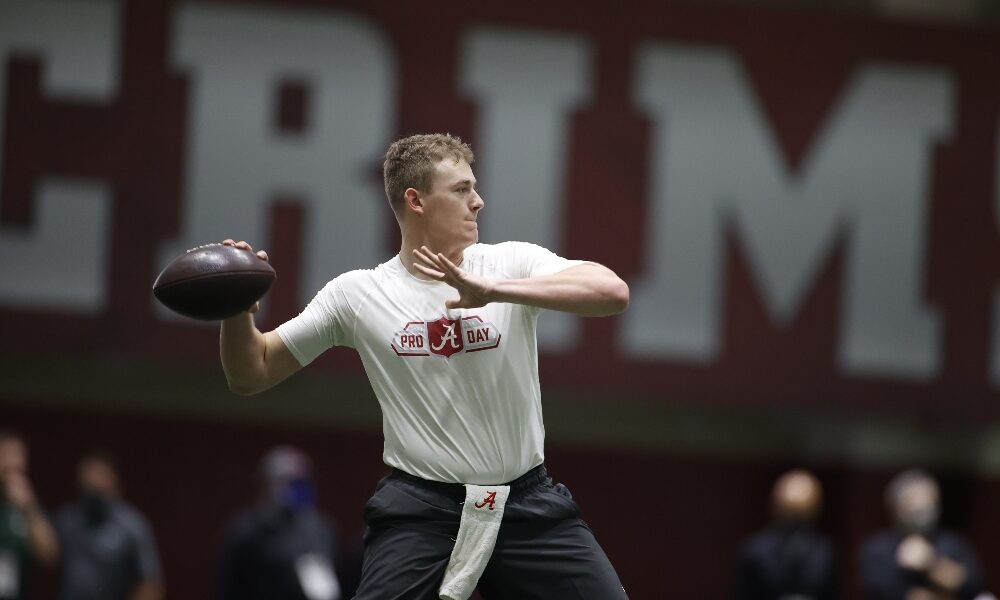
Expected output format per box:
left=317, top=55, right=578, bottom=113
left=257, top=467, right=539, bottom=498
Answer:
left=2, top=0, right=1000, bottom=597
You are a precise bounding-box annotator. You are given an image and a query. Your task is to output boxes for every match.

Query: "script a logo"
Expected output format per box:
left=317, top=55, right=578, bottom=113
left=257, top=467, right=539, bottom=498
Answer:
left=391, top=315, right=501, bottom=358
left=475, top=490, right=497, bottom=510
left=427, top=317, right=463, bottom=358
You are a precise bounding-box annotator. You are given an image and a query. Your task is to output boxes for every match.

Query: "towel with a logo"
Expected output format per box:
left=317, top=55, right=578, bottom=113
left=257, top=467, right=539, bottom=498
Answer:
left=438, top=484, right=511, bottom=600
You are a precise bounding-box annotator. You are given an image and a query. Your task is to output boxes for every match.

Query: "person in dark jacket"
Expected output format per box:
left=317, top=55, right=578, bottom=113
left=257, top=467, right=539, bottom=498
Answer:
left=217, top=446, right=346, bottom=600
left=860, top=469, right=985, bottom=600
left=734, top=469, right=836, bottom=600
left=54, top=451, right=163, bottom=600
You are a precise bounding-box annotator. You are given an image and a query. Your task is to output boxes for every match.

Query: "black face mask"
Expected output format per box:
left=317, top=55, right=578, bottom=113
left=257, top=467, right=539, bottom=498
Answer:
left=82, top=490, right=111, bottom=524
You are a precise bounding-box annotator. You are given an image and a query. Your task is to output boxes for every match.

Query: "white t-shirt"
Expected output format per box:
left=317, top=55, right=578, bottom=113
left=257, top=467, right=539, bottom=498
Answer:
left=275, top=242, right=583, bottom=484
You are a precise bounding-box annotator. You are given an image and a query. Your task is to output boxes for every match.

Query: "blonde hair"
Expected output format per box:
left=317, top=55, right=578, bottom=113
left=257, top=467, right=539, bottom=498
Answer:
left=383, top=133, right=474, bottom=215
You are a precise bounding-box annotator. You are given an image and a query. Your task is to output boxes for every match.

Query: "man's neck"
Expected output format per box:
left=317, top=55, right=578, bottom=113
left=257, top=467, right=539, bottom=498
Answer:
left=398, top=234, right=466, bottom=279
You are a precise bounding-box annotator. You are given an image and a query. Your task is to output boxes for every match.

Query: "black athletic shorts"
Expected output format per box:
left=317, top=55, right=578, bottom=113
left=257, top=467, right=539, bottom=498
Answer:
left=352, top=465, right=628, bottom=600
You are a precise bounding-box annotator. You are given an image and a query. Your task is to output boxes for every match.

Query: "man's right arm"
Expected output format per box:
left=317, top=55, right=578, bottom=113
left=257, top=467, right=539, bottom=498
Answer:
left=218, top=239, right=303, bottom=395
left=220, top=311, right=302, bottom=396
left=3, top=473, right=59, bottom=566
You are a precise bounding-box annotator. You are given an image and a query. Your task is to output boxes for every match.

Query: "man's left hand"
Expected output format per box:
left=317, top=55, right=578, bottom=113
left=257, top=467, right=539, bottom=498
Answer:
left=412, top=246, right=495, bottom=309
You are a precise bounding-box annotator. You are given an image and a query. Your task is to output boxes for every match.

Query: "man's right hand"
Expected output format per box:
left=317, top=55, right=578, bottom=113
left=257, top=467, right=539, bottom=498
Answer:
left=897, top=534, right=935, bottom=572
left=222, top=239, right=269, bottom=314
left=3, top=471, right=37, bottom=510
left=218, top=239, right=301, bottom=395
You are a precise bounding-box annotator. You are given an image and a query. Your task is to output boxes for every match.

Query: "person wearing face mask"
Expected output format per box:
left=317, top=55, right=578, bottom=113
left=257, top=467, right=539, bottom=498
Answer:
left=733, top=469, right=836, bottom=600
left=859, top=469, right=985, bottom=600
left=216, top=446, right=347, bottom=600
left=54, top=451, right=163, bottom=600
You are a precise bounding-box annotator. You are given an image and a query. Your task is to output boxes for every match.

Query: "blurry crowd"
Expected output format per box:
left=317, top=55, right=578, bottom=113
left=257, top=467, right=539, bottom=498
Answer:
left=0, top=430, right=358, bottom=600
left=734, top=469, right=993, bottom=600
left=1, top=426, right=994, bottom=599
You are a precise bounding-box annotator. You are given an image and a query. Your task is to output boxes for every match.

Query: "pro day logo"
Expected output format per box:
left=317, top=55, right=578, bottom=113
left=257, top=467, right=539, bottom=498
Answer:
left=391, top=316, right=501, bottom=358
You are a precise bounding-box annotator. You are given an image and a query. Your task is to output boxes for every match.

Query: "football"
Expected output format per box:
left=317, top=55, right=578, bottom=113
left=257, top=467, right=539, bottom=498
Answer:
left=153, top=243, right=276, bottom=320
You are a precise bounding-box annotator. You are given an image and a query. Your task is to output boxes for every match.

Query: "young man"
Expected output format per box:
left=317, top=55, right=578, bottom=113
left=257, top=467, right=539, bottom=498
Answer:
left=221, top=133, right=629, bottom=599
left=54, top=452, right=164, bottom=600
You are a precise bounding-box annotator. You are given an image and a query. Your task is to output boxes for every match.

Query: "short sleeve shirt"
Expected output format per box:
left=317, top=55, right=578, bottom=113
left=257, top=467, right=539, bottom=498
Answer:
left=276, top=242, right=582, bottom=484
left=55, top=500, right=162, bottom=600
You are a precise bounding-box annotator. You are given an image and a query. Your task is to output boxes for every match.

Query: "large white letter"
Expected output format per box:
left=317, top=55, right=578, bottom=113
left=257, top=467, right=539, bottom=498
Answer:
left=460, top=27, right=593, bottom=351
left=0, top=0, right=118, bottom=313
left=166, top=4, right=395, bottom=308
left=625, top=45, right=952, bottom=379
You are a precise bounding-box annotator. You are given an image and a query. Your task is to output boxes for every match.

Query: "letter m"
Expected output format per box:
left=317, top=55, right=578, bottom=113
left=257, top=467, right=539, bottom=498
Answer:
left=623, top=44, right=953, bottom=379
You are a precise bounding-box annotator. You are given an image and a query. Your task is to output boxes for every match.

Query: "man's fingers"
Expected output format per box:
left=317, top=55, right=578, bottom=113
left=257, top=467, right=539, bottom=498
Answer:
left=417, top=246, right=442, bottom=268
left=420, top=246, right=448, bottom=265
left=256, top=250, right=269, bottom=262
left=413, top=262, right=445, bottom=279
left=222, top=239, right=254, bottom=251
left=435, top=253, right=462, bottom=276
left=413, top=247, right=434, bottom=265
left=414, top=247, right=448, bottom=273
left=445, top=298, right=462, bottom=310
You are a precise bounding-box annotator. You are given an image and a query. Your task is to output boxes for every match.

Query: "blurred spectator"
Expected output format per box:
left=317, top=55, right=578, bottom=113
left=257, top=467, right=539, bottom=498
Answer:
left=860, top=469, right=985, bottom=600
left=217, top=446, right=346, bottom=600
left=733, top=469, right=836, bottom=600
left=54, top=451, right=163, bottom=600
left=0, top=430, right=59, bottom=600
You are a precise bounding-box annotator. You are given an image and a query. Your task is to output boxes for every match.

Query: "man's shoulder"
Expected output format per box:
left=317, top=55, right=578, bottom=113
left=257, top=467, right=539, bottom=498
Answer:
left=469, top=241, right=549, bottom=256
left=223, top=506, right=267, bottom=540
left=321, top=258, right=397, bottom=294
left=54, top=501, right=84, bottom=528
left=110, top=501, right=154, bottom=536
left=860, top=529, right=898, bottom=557
left=934, top=528, right=977, bottom=553
left=466, top=241, right=551, bottom=272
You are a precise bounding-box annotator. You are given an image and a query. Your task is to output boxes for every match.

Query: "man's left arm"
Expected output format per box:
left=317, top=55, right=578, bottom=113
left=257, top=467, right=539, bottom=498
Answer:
left=129, top=514, right=165, bottom=600
left=412, top=247, right=628, bottom=316
left=490, top=263, right=628, bottom=316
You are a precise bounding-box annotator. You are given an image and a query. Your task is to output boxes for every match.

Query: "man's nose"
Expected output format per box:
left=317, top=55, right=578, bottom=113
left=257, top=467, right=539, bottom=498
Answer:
left=471, top=191, right=484, bottom=211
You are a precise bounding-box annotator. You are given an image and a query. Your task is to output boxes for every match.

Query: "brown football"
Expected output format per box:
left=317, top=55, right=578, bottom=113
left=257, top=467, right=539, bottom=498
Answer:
left=153, top=243, right=276, bottom=320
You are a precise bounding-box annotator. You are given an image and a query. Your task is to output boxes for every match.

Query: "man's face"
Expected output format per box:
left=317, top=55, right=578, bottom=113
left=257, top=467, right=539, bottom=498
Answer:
left=419, top=158, right=484, bottom=249
left=78, top=457, right=118, bottom=498
left=894, top=480, right=940, bottom=533
left=0, top=438, right=27, bottom=480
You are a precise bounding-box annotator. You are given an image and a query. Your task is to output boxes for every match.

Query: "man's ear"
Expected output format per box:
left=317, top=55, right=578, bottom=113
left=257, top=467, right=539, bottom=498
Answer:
left=404, top=188, right=424, bottom=215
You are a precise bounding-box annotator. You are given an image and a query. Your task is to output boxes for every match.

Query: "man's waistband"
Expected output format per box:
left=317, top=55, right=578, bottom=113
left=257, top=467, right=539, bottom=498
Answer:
left=389, top=464, right=548, bottom=502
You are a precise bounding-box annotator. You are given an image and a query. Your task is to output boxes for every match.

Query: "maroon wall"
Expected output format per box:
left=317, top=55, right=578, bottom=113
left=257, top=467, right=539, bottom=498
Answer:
left=2, top=0, right=1000, bottom=414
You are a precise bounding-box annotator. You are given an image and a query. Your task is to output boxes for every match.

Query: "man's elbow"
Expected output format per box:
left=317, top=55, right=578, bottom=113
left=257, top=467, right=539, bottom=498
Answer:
left=609, top=278, right=630, bottom=314
left=226, top=375, right=265, bottom=396
left=596, top=278, right=629, bottom=316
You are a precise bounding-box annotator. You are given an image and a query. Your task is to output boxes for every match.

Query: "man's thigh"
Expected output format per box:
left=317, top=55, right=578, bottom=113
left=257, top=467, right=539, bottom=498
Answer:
left=352, top=521, right=455, bottom=600
left=352, top=477, right=460, bottom=600
left=477, top=518, right=628, bottom=600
